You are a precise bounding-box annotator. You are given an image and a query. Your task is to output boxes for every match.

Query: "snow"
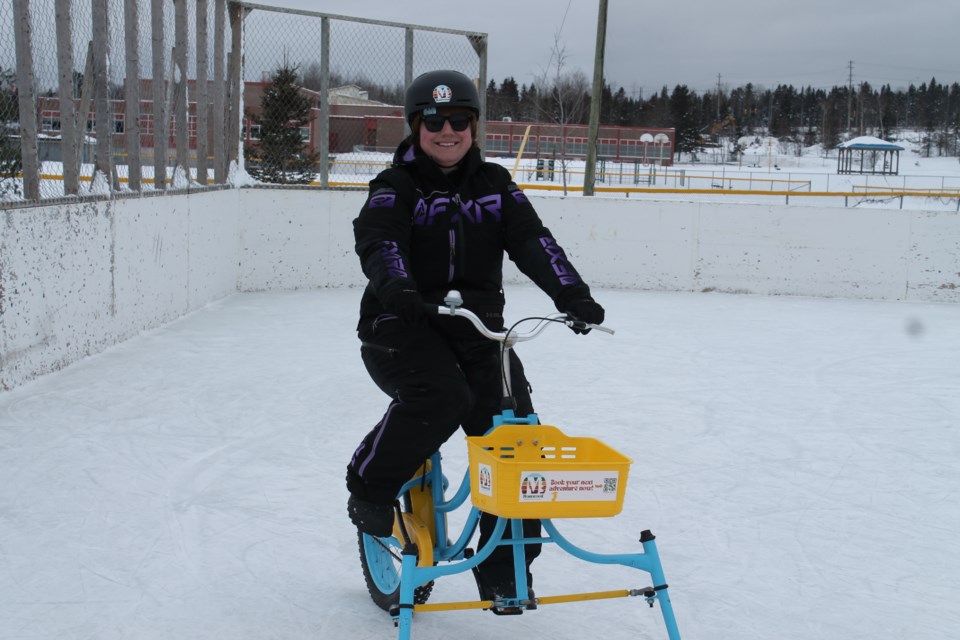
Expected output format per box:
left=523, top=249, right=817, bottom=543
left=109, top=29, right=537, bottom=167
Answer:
left=325, top=133, right=960, bottom=211
left=9, top=129, right=960, bottom=207
left=88, top=170, right=112, bottom=195
left=838, top=135, right=904, bottom=149
left=171, top=165, right=191, bottom=190
left=1, top=285, right=958, bottom=639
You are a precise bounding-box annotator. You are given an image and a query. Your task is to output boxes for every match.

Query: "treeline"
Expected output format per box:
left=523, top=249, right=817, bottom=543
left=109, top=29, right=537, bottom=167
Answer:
left=484, top=76, right=960, bottom=157
left=293, top=65, right=960, bottom=157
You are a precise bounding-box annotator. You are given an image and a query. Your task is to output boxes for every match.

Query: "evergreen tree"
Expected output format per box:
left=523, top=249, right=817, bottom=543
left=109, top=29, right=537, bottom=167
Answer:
left=0, top=67, right=20, bottom=196
left=669, top=84, right=698, bottom=158
left=0, top=67, right=19, bottom=123
left=485, top=79, right=502, bottom=121
left=877, top=84, right=896, bottom=138
left=255, top=58, right=960, bottom=158
left=948, top=83, right=960, bottom=155
left=499, top=77, right=520, bottom=121
left=244, top=65, right=319, bottom=184
left=820, top=88, right=844, bottom=151
left=518, top=83, right=539, bottom=122
left=0, top=126, right=20, bottom=198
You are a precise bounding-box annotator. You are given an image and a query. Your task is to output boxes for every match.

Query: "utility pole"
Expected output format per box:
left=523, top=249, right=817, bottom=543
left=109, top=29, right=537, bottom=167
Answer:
left=847, top=60, right=853, bottom=137
left=716, top=73, right=721, bottom=120
left=583, top=0, right=608, bottom=197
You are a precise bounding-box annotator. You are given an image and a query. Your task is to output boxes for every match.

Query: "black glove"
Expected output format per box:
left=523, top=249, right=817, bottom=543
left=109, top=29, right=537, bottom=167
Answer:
left=384, top=288, right=426, bottom=327
left=562, top=298, right=605, bottom=334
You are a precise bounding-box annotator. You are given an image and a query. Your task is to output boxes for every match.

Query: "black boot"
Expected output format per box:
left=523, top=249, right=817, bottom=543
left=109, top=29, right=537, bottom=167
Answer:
left=472, top=564, right=536, bottom=615
left=347, top=494, right=395, bottom=537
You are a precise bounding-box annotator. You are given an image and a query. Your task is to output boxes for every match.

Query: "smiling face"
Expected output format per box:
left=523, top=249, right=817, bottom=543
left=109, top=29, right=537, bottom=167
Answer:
left=417, top=108, right=475, bottom=171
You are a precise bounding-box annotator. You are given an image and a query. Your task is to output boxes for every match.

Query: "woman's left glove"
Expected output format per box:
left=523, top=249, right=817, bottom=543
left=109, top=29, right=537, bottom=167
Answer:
left=562, top=298, right=605, bottom=334
left=384, top=288, right=427, bottom=327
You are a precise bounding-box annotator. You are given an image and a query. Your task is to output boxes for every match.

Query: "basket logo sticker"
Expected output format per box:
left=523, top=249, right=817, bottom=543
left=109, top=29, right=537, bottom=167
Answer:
left=519, top=473, right=548, bottom=500
left=520, top=470, right=620, bottom=502
left=432, top=84, right=453, bottom=103
left=477, top=463, right=493, bottom=496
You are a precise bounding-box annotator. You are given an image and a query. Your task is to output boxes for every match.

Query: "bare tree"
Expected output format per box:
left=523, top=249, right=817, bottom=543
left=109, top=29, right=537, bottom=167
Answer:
left=532, top=35, right=590, bottom=194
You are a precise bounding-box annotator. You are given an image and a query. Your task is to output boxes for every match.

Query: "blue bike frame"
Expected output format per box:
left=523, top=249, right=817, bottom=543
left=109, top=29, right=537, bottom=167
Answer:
left=383, top=297, right=681, bottom=639
left=391, top=409, right=682, bottom=640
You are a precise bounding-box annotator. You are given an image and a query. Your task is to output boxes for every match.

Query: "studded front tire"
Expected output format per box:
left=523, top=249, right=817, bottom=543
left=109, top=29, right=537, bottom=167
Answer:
left=357, top=529, right=433, bottom=611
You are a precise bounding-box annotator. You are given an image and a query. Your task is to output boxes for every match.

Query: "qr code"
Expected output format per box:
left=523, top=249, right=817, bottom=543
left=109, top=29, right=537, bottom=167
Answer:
left=603, top=477, right=618, bottom=493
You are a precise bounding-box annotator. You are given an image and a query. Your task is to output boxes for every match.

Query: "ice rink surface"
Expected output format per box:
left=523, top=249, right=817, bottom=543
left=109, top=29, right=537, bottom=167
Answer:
left=1, top=285, right=958, bottom=639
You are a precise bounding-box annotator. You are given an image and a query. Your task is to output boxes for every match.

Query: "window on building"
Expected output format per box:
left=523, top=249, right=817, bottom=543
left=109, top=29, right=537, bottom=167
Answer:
left=539, top=136, right=560, bottom=155
left=41, top=111, right=62, bottom=132
left=598, top=138, right=618, bottom=158
left=484, top=133, right=510, bottom=154
left=565, top=137, right=588, bottom=156
left=619, top=139, right=640, bottom=159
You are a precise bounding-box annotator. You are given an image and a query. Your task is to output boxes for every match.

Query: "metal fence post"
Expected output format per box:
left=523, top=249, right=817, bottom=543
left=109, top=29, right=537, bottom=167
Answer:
left=91, top=0, right=113, bottom=191
left=404, top=27, right=414, bottom=138
left=470, top=33, right=488, bottom=154
left=227, top=2, right=244, bottom=171
left=173, top=0, right=189, bottom=184
left=124, top=0, right=143, bottom=191
left=12, top=0, right=40, bottom=200
left=152, top=0, right=168, bottom=190
left=213, top=0, right=227, bottom=183
left=55, top=0, right=80, bottom=195
left=76, top=43, right=94, bottom=169
left=318, top=16, right=330, bottom=187
left=196, top=0, right=210, bottom=186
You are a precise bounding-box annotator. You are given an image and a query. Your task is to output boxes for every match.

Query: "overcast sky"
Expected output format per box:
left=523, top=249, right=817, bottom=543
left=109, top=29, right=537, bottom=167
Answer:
left=248, top=0, right=960, bottom=98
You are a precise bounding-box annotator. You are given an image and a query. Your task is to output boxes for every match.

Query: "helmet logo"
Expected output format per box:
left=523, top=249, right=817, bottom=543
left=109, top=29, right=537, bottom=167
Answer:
left=432, top=84, right=453, bottom=103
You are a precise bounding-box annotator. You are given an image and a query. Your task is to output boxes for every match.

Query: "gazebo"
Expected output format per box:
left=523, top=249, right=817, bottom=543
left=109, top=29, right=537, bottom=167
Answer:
left=836, top=136, right=905, bottom=175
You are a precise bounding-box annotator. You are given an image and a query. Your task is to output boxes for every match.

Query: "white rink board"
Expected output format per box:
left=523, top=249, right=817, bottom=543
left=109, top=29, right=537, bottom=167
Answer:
left=2, top=187, right=957, bottom=389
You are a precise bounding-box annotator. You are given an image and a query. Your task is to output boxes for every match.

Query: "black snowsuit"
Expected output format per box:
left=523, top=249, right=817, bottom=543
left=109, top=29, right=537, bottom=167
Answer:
left=348, top=137, right=594, bottom=576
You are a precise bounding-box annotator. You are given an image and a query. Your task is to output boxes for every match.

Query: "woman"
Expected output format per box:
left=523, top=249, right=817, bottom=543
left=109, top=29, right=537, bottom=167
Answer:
left=346, top=69, right=604, bottom=611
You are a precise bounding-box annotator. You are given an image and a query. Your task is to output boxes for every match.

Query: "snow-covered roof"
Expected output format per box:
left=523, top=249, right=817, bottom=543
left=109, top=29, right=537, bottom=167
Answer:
left=836, top=136, right=904, bottom=150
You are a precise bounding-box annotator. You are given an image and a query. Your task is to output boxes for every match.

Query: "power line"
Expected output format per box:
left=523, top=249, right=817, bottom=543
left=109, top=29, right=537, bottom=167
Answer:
left=543, top=0, right=574, bottom=74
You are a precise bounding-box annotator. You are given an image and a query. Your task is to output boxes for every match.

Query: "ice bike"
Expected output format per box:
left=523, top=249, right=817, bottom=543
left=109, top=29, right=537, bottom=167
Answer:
left=354, top=290, right=681, bottom=640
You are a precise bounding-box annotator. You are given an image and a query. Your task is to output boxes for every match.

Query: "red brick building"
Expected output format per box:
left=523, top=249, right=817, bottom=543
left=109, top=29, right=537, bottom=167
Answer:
left=35, top=81, right=674, bottom=166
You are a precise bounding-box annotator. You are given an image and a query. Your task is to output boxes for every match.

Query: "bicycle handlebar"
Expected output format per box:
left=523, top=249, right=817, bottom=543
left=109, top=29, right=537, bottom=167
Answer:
left=425, top=289, right=613, bottom=345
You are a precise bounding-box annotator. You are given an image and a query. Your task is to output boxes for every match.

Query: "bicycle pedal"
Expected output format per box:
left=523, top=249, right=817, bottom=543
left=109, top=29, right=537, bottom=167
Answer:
left=488, top=597, right=523, bottom=616
left=488, top=592, right=536, bottom=616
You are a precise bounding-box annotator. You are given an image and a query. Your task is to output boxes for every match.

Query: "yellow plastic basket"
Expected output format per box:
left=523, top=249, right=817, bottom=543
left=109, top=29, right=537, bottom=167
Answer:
left=466, top=425, right=632, bottom=518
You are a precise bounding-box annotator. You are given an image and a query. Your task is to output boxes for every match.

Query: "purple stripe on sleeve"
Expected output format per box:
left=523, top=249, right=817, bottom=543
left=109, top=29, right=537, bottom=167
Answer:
left=368, top=193, right=397, bottom=209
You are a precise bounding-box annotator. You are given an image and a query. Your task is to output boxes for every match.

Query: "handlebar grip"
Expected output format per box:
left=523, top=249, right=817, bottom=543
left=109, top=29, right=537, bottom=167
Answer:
left=423, top=302, right=441, bottom=315
left=564, top=315, right=615, bottom=335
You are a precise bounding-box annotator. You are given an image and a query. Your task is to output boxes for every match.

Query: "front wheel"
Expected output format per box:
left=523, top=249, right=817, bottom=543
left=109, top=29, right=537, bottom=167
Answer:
left=357, top=530, right=434, bottom=610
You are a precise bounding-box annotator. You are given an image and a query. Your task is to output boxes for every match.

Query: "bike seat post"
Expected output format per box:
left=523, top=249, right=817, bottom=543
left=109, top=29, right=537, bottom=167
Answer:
left=499, top=341, right=514, bottom=407
left=429, top=451, right=447, bottom=550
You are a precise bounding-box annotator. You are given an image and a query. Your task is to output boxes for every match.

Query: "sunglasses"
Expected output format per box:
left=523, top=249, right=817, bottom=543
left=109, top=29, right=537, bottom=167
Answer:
left=422, top=113, right=473, bottom=133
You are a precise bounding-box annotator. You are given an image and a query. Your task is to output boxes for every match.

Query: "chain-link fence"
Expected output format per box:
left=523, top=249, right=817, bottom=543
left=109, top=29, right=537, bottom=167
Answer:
left=238, top=3, right=486, bottom=186
left=2, top=0, right=241, bottom=204
left=1, top=0, right=487, bottom=207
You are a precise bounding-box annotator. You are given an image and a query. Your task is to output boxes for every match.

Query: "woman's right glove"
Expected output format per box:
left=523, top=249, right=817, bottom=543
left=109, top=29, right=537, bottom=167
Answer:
left=561, top=297, right=605, bottom=334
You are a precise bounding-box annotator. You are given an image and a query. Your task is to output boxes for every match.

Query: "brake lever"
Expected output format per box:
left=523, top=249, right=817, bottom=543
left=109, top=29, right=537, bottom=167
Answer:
left=563, top=318, right=615, bottom=335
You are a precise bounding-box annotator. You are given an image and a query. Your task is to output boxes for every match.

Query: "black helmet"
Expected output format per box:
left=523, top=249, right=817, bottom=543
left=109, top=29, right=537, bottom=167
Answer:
left=404, top=70, right=481, bottom=125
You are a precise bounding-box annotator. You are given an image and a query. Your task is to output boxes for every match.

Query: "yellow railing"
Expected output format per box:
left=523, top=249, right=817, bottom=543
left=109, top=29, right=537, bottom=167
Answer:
left=22, top=171, right=960, bottom=205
